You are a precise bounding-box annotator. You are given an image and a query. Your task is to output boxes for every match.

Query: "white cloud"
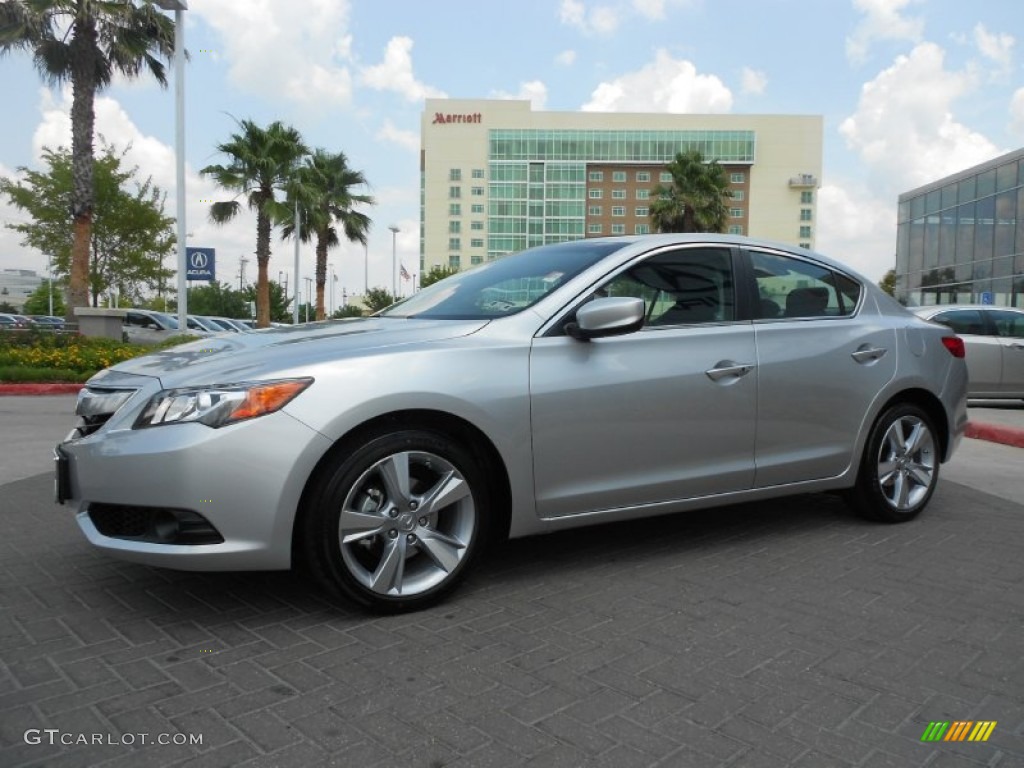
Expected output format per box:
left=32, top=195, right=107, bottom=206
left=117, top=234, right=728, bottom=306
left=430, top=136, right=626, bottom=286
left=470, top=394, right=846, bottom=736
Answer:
left=582, top=50, right=733, bottom=113
left=973, top=23, right=1014, bottom=72
left=816, top=183, right=897, bottom=281
left=559, top=0, right=620, bottom=35
left=740, top=67, right=767, bottom=95
left=838, top=42, right=1001, bottom=196
left=358, top=37, right=447, bottom=102
left=846, top=0, right=924, bottom=64
left=1011, top=88, right=1024, bottom=138
left=376, top=119, right=419, bottom=152
left=555, top=49, right=577, bottom=66
left=190, top=0, right=355, bottom=107
left=632, top=0, right=665, bottom=19
left=490, top=81, right=549, bottom=110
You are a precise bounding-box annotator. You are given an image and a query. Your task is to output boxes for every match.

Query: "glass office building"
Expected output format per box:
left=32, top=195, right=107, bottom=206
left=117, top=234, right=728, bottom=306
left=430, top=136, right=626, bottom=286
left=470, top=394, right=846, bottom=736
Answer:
left=896, top=148, right=1024, bottom=308
left=421, top=100, right=823, bottom=274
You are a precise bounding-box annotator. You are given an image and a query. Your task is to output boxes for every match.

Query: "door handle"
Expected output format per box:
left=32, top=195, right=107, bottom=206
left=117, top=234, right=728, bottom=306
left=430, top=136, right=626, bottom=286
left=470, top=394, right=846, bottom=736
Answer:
left=851, top=345, right=888, bottom=364
left=705, top=361, right=755, bottom=381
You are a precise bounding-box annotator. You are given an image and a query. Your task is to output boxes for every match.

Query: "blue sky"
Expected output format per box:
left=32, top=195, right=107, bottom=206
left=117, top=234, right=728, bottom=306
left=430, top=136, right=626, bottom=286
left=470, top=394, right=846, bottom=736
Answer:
left=1, top=0, right=1021, bottom=297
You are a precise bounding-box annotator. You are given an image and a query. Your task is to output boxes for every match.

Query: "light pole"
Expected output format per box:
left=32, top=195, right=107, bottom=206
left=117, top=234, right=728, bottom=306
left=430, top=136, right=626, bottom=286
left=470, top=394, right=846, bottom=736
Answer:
left=292, top=198, right=301, bottom=325
left=389, top=225, right=399, bottom=299
left=303, top=277, right=312, bottom=323
left=364, top=242, right=368, bottom=295
left=153, top=0, right=188, bottom=333
left=329, top=262, right=335, bottom=316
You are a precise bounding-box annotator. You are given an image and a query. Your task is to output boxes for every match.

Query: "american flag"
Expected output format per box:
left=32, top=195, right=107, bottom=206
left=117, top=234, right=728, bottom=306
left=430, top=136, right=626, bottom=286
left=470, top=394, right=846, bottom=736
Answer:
left=400, top=264, right=411, bottom=281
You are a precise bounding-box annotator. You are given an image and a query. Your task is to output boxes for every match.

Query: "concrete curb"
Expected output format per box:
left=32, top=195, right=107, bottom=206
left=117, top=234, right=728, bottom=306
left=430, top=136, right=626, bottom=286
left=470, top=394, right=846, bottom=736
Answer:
left=2, top=383, right=1022, bottom=449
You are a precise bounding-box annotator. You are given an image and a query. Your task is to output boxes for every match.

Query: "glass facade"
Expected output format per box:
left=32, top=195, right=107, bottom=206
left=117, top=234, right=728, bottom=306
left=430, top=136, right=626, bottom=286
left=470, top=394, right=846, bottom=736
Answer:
left=486, top=129, right=756, bottom=258
left=896, top=150, right=1023, bottom=307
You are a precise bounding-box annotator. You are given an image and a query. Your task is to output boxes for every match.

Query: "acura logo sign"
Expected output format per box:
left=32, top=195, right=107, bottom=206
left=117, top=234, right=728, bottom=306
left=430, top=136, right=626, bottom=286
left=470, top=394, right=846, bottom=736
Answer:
left=185, top=247, right=215, bottom=282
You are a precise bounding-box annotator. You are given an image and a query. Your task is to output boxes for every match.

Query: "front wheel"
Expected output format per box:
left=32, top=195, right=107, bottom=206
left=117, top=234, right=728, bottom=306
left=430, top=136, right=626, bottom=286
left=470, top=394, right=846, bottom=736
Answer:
left=304, top=429, right=490, bottom=613
left=849, top=403, right=940, bottom=523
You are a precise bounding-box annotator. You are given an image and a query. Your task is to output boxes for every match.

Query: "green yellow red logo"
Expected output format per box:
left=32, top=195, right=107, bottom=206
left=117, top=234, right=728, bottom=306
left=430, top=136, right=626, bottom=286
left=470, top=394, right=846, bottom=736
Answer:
left=921, top=721, right=996, bottom=742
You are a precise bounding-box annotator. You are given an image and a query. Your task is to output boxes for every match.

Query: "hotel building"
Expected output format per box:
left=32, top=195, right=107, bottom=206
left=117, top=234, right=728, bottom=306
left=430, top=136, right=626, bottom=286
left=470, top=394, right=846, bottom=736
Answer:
left=419, top=99, right=823, bottom=273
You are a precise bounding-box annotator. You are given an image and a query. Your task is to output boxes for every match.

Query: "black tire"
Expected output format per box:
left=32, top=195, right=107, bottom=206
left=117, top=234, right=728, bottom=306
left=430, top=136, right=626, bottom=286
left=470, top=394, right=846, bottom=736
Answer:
left=849, top=403, right=940, bottom=523
left=304, top=428, right=489, bottom=613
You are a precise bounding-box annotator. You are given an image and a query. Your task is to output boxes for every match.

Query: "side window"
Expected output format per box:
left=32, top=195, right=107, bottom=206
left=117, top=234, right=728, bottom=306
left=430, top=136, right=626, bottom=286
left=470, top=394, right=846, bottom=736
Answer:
left=596, top=247, right=735, bottom=326
left=988, top=310, right=1024, bottom=338
left=931, top=310, right=986, bottom=335
left=750, top=250, right=856, bottom=319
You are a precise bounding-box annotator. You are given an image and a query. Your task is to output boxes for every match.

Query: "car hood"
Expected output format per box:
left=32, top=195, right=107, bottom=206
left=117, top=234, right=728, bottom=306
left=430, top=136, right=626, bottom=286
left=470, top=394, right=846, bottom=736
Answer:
left=101, top=317, right=490, bottom=387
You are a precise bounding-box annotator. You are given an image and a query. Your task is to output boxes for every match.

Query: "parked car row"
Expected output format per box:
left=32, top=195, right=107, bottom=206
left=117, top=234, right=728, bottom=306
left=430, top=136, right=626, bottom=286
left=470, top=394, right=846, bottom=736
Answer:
left=0, top=313, right=68, bottom=330
left=911, top=305, right=1024, bottom=400
left=122, top=309, right=253, bottom=344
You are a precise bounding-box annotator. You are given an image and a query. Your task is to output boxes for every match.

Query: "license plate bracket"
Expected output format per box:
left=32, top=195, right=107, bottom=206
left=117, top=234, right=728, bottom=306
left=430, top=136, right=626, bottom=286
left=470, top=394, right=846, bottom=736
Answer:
left=53, top=446, right=71, bottom=504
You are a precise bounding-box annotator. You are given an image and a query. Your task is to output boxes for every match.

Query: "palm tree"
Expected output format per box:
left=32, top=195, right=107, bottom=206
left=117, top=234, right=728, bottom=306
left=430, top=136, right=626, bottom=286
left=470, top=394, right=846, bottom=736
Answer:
left=0, top=0, right=176, bottom=321
left=283, top=149, right=373, bottom=320
left=200, top=120, right=308, bottom=328
left=650, top=149, right=733, bottom=234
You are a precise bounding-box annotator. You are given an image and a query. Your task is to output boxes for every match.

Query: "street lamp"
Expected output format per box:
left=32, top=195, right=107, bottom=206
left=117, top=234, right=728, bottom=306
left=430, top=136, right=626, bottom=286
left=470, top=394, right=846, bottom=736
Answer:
left=152, top=0, right=188, bottom=333
left=329, top=262, right=335, bottom=316
left=389, top=225, right=399, bottom=299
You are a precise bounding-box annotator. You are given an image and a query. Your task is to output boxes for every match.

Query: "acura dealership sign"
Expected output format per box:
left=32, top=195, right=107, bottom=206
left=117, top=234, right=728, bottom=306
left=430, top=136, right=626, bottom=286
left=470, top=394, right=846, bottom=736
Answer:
left=185, top=247, right=215, bottom=281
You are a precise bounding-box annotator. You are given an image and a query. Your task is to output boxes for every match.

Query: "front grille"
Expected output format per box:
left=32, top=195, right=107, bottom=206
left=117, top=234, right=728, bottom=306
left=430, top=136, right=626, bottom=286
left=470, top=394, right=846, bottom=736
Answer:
left=75, top=386, right=138, bottom=437
left=87, top=503, right=224, bottom=545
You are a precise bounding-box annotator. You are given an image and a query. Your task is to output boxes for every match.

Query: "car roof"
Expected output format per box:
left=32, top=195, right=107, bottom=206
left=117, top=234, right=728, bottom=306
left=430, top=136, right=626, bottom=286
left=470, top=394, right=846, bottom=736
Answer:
left=911, top=304, right=1023, bottom=314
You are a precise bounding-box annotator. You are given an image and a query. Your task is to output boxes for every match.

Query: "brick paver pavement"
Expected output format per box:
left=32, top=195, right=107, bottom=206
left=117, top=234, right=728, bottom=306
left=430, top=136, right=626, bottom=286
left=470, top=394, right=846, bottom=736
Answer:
left=1, top=473, right=1023, bottom=767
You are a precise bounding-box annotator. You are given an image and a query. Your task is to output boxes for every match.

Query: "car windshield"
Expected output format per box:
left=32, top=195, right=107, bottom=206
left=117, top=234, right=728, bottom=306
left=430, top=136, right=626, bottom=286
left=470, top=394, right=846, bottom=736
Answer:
left=380, top=240, right=625, bottom=320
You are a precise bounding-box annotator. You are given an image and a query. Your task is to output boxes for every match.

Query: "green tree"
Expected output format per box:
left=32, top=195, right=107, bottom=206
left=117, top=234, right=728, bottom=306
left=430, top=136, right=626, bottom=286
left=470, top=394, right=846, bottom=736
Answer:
left=332, top=304, right=364, bottom=318
left=23, top=280, right=67, bottom=316
left=186, top=282, right=250, bottom=318
left=0, top=300, right=17, bottom=313
left=878, top=268, right=896, bottom=297
left=201, top=119, right=308, bottom=328
left=0, top=0, right=176, bottom=321
left=284, top=149, right=373, bottom=321
left=419, top=264, right=459, bottom=288
left=243, top=280, right=291, bottom=323
left=1, top=144, right=175, bottom=305
left=363, top=287, right=395, bottom=313
left=650, top=149, right=733, bottom=234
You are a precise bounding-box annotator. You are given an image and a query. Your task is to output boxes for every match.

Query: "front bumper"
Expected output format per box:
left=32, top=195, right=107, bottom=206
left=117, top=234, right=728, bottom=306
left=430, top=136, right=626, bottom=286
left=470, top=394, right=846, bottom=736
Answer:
left=60, top=405, right=331, bottom=571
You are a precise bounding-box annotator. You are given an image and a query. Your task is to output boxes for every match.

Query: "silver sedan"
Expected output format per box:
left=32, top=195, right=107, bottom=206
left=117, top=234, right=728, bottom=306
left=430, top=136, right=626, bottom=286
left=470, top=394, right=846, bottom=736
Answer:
left=57, top=235, right=969, bottom=612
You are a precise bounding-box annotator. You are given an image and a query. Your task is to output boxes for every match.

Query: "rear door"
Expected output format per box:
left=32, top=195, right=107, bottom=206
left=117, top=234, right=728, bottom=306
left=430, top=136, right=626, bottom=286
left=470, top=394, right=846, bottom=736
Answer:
left=747, top=248, right=897, bottom=486
left=987, top=309, right=1024, bottom=397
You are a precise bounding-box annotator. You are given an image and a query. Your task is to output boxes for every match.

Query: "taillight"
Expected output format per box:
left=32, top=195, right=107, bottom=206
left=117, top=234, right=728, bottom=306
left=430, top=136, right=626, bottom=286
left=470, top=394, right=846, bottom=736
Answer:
left=941, top=336, right=965, bottom=358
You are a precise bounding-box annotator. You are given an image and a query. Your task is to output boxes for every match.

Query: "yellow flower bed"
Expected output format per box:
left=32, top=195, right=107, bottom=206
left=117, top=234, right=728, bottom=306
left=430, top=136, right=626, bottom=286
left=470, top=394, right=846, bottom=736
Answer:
left=0, top=331, right=176, bottom=376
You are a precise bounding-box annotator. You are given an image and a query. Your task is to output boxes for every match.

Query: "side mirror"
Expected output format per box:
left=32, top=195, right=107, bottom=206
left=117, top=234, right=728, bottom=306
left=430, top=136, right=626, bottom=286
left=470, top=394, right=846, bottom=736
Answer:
left=566, top=296, right=645, bottom=342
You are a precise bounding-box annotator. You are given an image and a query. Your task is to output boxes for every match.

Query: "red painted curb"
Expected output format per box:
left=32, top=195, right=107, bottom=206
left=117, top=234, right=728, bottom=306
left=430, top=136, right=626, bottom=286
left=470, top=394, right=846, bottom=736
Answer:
left=0, top=383, right=84, bottom=396
left=965, top=421, right=1024, bottom=450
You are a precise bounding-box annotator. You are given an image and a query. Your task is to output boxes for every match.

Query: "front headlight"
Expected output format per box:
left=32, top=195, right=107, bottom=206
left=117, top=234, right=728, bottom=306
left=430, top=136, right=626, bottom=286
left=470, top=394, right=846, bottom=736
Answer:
left=135, top=378, right=313, bottom=429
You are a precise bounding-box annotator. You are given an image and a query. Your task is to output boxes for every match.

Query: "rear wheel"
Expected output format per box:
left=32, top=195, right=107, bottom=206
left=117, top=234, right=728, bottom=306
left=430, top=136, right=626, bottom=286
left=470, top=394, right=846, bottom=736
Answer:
left=304, top=429, right=489, bottom=612
left=849, top=403, right=939, bottom=523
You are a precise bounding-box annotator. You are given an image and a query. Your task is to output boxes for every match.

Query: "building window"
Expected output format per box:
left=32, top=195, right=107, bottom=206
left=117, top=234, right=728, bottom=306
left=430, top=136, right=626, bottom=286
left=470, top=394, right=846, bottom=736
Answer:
left=728, top=225, right=743, bottom=235
left=612, top=189, right=626, bottom=199
left=612, top=171, right=627, bottom=182
left=800, top=191, right=813, bottom=204
left=588, top=171, right=603, bottom=181
left=800, top=209, right=812, bottom=221
left=588, top=223, right=603, bottom=234
left=449, top=221, right=461, bottom=233
left=799, top=243, right=810, bottom=249
left=471, top=204, right=484, bottom=214
left=471, top=186, right=485, bottom=196
left=471, top=220, right=484, bottom=230
left=612, top=206, right=625, bottom=216
left=449, top=203, right=461, bottom=216
left=730, top=172, right=746, bottom=183
left=660, top=171, right=673, bottom=182
left=449, top=169, right=462, bottom=182
left=449, top=186, right=461, bottom=199
left=730, top=208, right=744, bottom=218
left=588, top=205, right=602, bottom=216
left=472, top=169, right=485, bottom=179
left=471, top=254, right=483, bottom=264
left=636, top=189, right=649, bottom=200
left=732, top=190, right=744, bottom=202
left=636, top=171, right=650, bottom=182
left=449, top=255, right=461, bottom=269
left=635, top=206, right=649, bottom=217
left=471, top=238, right=484, bottom=248
left=611, top=224, right=625, bottom=235
left=448, top=237, right=461, bottom=250
left=799, top=226, right=812, bottom=238
left=635, top=224, right=650, bottom=235
left=589, top=189, right=603, bottom=199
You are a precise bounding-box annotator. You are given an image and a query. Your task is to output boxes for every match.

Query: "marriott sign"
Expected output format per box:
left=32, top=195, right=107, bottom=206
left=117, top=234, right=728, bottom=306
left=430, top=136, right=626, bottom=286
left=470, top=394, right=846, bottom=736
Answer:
left=432, top=112, right=482, bottom=125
